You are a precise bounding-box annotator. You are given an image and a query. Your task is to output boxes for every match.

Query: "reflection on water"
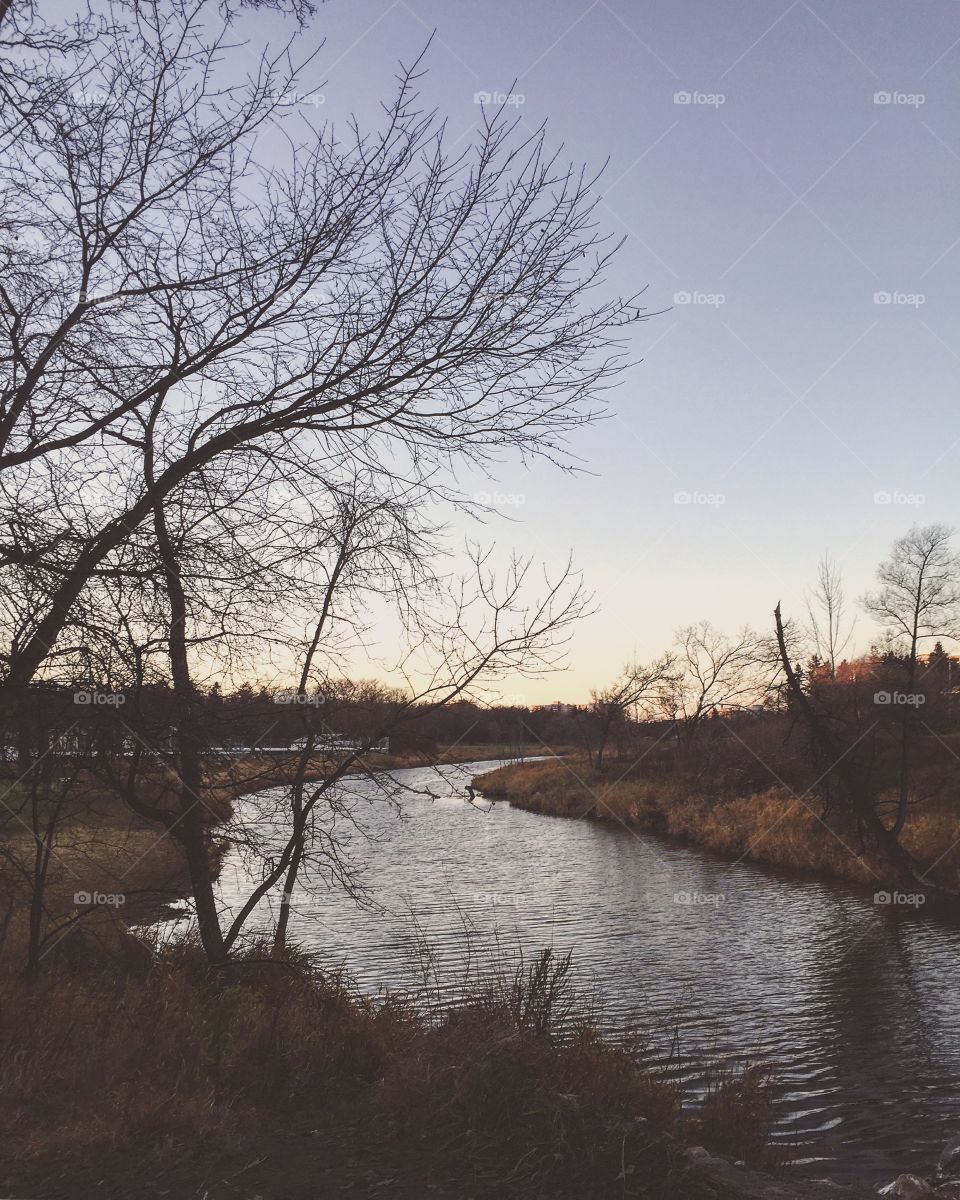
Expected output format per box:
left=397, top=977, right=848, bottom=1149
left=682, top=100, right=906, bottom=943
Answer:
left=212, top=759, right=960, bottom=1184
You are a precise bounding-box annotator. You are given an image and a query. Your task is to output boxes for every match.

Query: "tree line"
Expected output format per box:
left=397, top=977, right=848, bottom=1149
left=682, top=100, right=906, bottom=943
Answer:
left=581, top=524, right=960, bottom=903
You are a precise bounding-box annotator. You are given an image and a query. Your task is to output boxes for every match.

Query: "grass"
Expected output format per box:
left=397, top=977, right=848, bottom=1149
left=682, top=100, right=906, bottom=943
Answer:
left=0, top=781, right=196, bottom=968
left=0, top=933, right=777, bottom=1200
left=474, top=754, right=960, bottom=889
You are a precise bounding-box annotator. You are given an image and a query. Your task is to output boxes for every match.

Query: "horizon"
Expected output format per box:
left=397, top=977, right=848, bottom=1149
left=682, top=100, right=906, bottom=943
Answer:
left=227, top=0, right=960, bottom=704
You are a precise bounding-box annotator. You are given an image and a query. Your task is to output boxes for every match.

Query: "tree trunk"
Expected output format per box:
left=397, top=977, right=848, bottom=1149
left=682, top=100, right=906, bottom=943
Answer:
left=893, top=628, right=919, bottom=837
left=153, top=502, right=226, bottom=963
left=273, top=831, right=303, bottom=955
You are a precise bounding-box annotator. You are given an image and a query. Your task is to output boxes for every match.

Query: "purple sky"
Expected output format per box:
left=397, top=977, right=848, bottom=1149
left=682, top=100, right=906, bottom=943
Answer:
left=240, top=0, right=960, bottom=702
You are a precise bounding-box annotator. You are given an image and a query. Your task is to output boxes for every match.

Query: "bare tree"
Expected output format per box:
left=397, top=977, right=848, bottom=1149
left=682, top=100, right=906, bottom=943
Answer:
left=0, top=0, right=643, bottom=702
left=589, top=655, right=676, bottom=770
left=773, top=602, right=960, bottom=900
left=805, top=554, right=854, bottom=679
left=0, top=0, right=644, bottom=967
left=0, top=0, right=98, bottom=145
left=862, top=524, right=960, bottom=835
left=220, top=551, right=590, bottom=960
left=37, top=429, right=590, bottom=964
left=662, top=622, right=770, bottom=741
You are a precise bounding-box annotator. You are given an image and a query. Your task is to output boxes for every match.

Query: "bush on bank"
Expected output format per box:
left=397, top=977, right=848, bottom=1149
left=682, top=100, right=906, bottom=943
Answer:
left=1, top=933, right=776, bottom=1199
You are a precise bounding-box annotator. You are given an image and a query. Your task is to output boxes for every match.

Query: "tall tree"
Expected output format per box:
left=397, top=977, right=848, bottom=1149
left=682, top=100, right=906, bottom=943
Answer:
left=0, top=0, right=642, bottom=699
left=805, top=553, right=854, bottom=679
left=862, top=524, right=960, bottom=835
left=662, top=622, right=770, bottom=741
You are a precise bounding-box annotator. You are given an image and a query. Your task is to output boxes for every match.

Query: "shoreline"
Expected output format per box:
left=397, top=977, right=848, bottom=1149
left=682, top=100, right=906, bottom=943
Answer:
left=4, top=754, right=944, bottom=1198
left=471, top=757, right=960, bottom=897
left=2, top=935, right=885, bottom=1200
left=213, top=744, right=539, bottom=807
left=470, top=757, right=960, bottom=1198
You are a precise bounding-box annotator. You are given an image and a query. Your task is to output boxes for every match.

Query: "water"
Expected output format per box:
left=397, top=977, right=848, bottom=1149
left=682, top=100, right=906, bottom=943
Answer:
left=211, top=758, right=960, bottom=1184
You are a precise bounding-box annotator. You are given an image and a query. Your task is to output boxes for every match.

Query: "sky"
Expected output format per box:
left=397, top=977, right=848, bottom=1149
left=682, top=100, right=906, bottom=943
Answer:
left=234, top=0, right=960, bottom=703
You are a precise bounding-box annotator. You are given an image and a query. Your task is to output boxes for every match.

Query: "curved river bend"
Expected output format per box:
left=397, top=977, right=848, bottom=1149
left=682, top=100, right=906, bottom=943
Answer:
left=211, top=759, right=960, bottom=1185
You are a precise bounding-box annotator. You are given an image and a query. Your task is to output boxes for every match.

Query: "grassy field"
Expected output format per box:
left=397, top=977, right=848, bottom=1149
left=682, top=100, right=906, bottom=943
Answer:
left=0, top=781, right=195, bottom=968
left=473, top=755, right=960, bottom=890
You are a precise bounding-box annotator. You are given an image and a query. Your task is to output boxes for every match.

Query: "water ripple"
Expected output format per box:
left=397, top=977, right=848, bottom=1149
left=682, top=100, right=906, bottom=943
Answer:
left=214, top=759, right=960, bottom=1184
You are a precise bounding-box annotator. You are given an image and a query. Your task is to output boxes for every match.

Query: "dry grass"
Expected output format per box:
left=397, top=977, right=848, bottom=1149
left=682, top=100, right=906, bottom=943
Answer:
left=0, top=783, right=196, bottom=967
left=689, top=1064, right=779, bottom=1168
left=475, top=756, right=960, bottom=888
left=0, top=936, right=774, bottom=1199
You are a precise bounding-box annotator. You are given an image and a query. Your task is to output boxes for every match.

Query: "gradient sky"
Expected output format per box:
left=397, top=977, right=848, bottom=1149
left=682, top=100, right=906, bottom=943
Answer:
left=235, top=0, right=960, bottom=703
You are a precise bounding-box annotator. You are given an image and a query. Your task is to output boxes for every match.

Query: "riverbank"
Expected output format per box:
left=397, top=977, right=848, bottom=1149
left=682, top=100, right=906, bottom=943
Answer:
left=0, top=747, right=535, bottom=964
left=4, top=758, right=940, bottom=1197
left=212, top=742, right=544, bottom=804
left=2, top=935, right=793, bottom=1200
left=472, top=757, right=960, bottom=890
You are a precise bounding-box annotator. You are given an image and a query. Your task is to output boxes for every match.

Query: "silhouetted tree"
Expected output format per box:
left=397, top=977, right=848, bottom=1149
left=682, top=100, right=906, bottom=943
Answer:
left=589, top=655, right=676, bottom=770
left=862, top=524, right=960, bottom=835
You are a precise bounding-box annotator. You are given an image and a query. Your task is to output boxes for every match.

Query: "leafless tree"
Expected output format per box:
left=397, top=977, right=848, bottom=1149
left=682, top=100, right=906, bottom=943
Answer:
left=805, top=554, right=854, bottom=679
left=0, top=0, right=644, bottom=967
left=0, top=0, right=99, bottom=146
left=588, top=654, right=677, bottom=770
left=661, top=621, right=771, bottom=741
left=25, top=422, right=589, bottom=964
left=218, top=551, right=590, bottom=961
left=0, top=0, right=643, bottom=704
left=862, top=524, right=960, bottom=835
left=773, top=602, right=960, bottom=900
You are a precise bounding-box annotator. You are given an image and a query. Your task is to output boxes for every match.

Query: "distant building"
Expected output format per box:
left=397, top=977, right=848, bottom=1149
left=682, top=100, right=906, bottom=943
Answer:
left=234, top=734, right=391, bottom=755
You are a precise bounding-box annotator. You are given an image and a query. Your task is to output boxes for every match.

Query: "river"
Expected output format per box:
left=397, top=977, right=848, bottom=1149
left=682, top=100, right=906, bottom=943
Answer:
left=206, top=758, right=960, bottom=1185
